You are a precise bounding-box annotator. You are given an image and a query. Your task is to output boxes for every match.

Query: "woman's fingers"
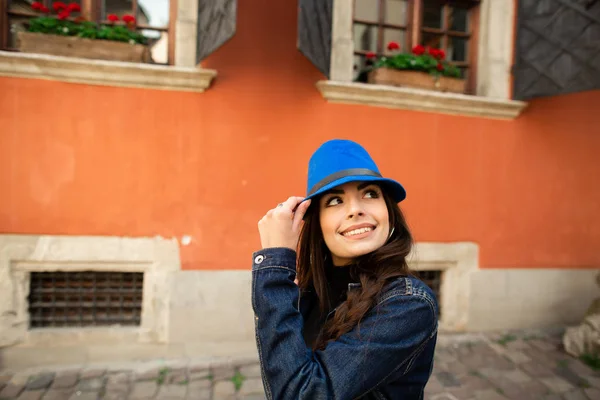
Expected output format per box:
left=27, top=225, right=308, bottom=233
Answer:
left=292, top=199, right=311, bottom=232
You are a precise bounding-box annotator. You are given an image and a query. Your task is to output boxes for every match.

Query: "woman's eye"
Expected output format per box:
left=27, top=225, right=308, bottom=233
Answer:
left=326, top=197, right=342, bottom=206
left=364, top=190, right=379, bottom=198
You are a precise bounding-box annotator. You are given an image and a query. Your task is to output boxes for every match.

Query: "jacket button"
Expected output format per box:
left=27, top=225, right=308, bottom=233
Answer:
left=254, top=255, right=264, bottom=264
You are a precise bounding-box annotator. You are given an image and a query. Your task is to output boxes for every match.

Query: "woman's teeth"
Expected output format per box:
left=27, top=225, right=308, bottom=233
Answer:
left=343, top=227, right=373, bottom=237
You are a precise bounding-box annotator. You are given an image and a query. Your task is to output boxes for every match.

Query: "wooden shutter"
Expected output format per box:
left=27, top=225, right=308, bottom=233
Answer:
left=196, top=0, right=237, bottom=63
left=513, top=0, right=600, bottom=100
left=297, top=0, right=334, bottom=77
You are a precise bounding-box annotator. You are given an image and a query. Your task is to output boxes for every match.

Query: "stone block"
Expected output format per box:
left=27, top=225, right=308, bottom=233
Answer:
left=77, top=378, right=104, bottom=392
left=213, top=381, right=236, bottom=400
left=211, top=366, right=234, bottom=382
left=51, top=373, right=78, bottom=389
left=79, top=370, right=104, bottom=380
left=130, top=381, right=158, bottom=399
left=26, top=374, right=55, bottom=391
left=541, top=376, right=575, bottom=393
left=156, top=384, right=187, bottom=399
left=41, top=388, right=74, bottom=400
left=0, top=383, right=24, bottom=398
left=17, top=390, right=44, bottom=400
left=238, top=365, right=261, bottom=380
left=239, top=379, right=264, bottom=396
left=67, top=392, right=98, bottom=400
left=563, top=389, right=589, bottom=400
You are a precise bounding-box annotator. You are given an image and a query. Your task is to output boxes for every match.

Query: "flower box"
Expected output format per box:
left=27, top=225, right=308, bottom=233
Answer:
left=367, top=68, right=466, bottom=94
left=17, top=31, right=151, bottom=63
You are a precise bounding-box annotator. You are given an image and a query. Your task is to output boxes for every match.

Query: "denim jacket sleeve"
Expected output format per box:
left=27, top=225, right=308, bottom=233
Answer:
left=251, top=247, right=438, bottom=400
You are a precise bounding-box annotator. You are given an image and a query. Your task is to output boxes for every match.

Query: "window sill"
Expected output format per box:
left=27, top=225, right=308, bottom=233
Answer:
left=0, top=51, right=217, bottom=92
left=316, top=80, right=528, bottom=120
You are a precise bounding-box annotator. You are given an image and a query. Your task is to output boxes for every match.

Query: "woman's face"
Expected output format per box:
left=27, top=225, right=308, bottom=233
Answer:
left=319, top=181, right=390, bottom=266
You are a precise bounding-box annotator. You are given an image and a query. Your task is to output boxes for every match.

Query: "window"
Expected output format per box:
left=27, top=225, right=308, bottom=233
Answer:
left=353, top=0, right=479, bottom=93
left=1, top=0, right=173, bottom=64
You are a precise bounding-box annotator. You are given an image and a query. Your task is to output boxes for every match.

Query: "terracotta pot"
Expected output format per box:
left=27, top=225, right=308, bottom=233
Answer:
left=17, top=31, right=151, bottom=63
left=368, top=68, right=466, bottom=94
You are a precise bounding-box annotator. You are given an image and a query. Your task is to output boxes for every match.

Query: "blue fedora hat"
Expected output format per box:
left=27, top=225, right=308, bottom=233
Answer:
left=304, top=139, right=406, bottom=203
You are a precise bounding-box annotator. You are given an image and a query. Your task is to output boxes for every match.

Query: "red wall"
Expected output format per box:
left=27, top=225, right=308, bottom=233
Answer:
left=1, top=0, right=599, bottom=270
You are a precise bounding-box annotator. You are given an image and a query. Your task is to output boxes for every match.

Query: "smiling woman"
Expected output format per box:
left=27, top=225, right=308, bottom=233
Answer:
left=252, top=139, right=439, bottom=399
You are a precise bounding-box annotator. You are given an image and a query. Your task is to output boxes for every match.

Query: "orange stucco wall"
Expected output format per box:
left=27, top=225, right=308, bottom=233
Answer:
left=1, top=0, right=599, bottom=270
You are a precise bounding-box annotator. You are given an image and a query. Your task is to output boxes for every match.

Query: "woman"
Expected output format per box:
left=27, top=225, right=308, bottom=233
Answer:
left=252, top=139, right=438, bottom=399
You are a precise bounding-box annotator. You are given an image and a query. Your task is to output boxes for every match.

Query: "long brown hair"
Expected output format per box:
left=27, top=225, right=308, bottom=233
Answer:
left=297, top=185, right=414, bottom=350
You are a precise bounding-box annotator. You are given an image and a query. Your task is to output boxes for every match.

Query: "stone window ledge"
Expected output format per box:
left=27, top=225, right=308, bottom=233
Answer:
left=316, top=80, right=528, bottom=120
left=0, top=51, right=217, bottom=92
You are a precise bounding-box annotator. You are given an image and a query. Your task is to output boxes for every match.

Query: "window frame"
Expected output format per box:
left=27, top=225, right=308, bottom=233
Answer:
left=0, top=0, right=176, bottom=65
left=352, top=0, right=480, bottom=94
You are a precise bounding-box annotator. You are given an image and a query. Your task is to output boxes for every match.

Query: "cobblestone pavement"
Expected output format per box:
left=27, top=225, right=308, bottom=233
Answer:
left=1, top=330, right=599, bottom=399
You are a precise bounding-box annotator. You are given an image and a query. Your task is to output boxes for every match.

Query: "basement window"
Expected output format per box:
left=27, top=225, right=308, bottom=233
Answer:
left=28, top=271, right=143, bottom=328
left=418, top=270, right=443, bottom=316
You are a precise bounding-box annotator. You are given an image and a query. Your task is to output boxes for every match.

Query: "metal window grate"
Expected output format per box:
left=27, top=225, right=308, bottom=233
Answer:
left=418, top=270, right=443, bottom=316
left=28, top=271, right=144, bottom=328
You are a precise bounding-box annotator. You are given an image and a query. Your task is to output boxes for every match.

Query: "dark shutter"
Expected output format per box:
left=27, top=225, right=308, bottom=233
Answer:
left=297, top=0, right=334, bottom=77
left=196, top=0, right=237, bottom=63
left=513, top=0, right=600, bottom=100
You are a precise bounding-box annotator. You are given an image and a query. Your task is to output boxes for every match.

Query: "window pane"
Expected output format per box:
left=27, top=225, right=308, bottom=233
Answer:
left=448, top=36, right=468, bottom=62
left=384, top=0, right=408, bottom=26
left=422, top=0, right=443, bottom=29
left=422, top=32, right=442, bottom=49
left=449, top=7, right=469, bottom=32
left=383, top=28, right=406, bottom=53
left=354, top=0, right=379, bottom=22
left=354, top=23, right=378, bottom=52
left=102, top=0, right=171, bottom=64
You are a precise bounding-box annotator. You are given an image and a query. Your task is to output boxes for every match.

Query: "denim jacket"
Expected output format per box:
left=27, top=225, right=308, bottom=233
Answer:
left=252, top=247, right=439, bottom=400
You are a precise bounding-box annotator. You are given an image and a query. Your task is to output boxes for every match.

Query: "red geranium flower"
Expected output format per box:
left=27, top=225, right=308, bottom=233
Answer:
left=122, top=14, right=136, bottom=24
left=57, top=10, right=70, bottom=20
left=53, top=2, right=67, bottom=11
left=40, top=5, right=50, bottom=13
left=387, top=41, right=400, bottom=51
left=436, top=62, right=444, bottom=72
left=67, top=3, right=81, bottom=12
left=107, top=14, right=119, bottom=22
left=412, top=44, right=425, bottom=55
left=31, top=1, right=43, bottom=10
left=366, top=51, right=377, bottom=60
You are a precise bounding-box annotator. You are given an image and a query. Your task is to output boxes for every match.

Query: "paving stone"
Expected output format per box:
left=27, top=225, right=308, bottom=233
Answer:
left=41, top=389, right=74, bottom=400
left=186, top=380, right=211, bottom=400
left=473, top=389, right=509, bottom=400
left=435, top=371, right=461, bottom=387
left=238, top=396, right=266, bottom=400
left=1, top=383, right=25, bottom=398
left=51, top=373, right=78, bottom=389
left=239, top=378, right=264, bottom=396
left=504, top=351, right=531, bottom=364
left=520, top=380, right=552, bottom=397
left=460, top=375, right=490, bottom=391
left=11, top=374, right=31, bottom=386
left=424, top=375, right=444, bottom=394
left=165, top=369, right=187, bottom=385
left=130, top=381, right=158, bottom=399
left=520, top=361, right=556, bottom=378
left=211, top=366, right=234, bottom=382
left=541, top=376, right=575, bottom=393
left=67, top=392, right=98, bottom=400
left=583, top=375, right=600, bottom=389
left=17, top=390, right=45, bottom=400
left=504, top=369, right=532, bottom=384
left=568, top=360, right=598, bottom=377
left=78, top=371, right=104, bottom=381
left=555, top=366, right=592, bottom=388
left=26, top=374, right=55, bottom=391
left=562, top=389, right=589, bottom=400
left=155, top=384, right=186, bottom=399
left=238, top=365, right=261, bottom=379
left=530, top=339, right=559, bottom=352
left=105, top=373, right=130, bottom=387
left=133, top=366, right=161, bottom=381
left=213, top=381, right=236, bottom=400
left=77, top=378, right=104, bottom=393
left=101, top=395, right=127, bottom=400
left=584, top=387, right=600, bottom=399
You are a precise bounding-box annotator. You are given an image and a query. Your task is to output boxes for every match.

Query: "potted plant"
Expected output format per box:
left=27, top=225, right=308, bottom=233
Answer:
left=363, top=41, right=465, bottom=94
left=17, top=2, right=150, bottom=63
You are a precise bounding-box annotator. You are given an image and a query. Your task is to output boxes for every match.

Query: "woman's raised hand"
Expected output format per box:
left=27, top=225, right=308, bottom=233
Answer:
left=258, top=196, right=312, bottom=250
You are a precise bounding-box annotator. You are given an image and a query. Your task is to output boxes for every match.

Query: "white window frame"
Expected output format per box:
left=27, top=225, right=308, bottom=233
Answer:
left=320, top=0, right=528, bottom=119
